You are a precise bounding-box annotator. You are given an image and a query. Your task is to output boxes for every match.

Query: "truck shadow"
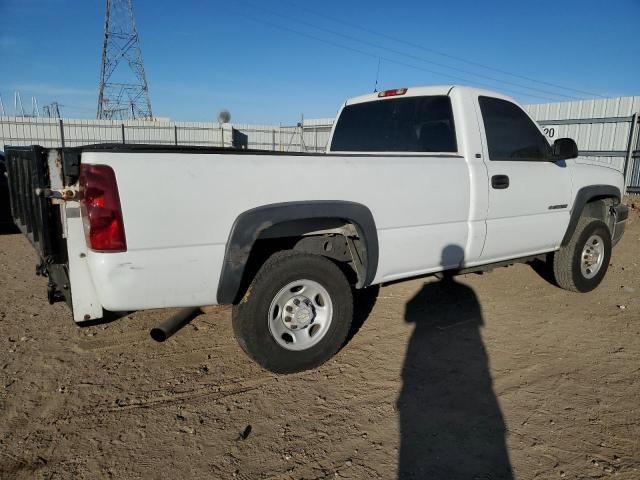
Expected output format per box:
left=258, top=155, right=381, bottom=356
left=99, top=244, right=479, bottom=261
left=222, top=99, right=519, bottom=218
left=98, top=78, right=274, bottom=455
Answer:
left=348, top=284, right=380, bottom=342
left=397, top=245, right=513, bottom=479
left=529, top=256, right=559, bottom=287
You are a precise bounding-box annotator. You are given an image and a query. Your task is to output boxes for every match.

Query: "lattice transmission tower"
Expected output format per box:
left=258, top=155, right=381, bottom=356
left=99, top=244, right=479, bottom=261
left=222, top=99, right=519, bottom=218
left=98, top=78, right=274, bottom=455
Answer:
left=97, top=0, right=153, bottom=120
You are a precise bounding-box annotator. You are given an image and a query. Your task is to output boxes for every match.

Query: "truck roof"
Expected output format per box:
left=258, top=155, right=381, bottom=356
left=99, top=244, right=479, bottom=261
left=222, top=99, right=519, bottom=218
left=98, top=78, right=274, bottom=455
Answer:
left=343, top=85, right=514, bottom=106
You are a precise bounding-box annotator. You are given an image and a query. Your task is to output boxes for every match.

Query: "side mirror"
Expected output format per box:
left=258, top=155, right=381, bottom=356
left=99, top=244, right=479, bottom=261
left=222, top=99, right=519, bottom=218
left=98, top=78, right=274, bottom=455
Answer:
left=552, top=138, right=578, bottom=160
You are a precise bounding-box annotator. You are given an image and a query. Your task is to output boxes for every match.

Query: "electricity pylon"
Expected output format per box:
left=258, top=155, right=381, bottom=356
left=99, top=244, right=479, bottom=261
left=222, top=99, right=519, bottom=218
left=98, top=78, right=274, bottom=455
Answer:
left=42, top=102, right=62, bottom=118
left=97, top=0, right=153, bottom=120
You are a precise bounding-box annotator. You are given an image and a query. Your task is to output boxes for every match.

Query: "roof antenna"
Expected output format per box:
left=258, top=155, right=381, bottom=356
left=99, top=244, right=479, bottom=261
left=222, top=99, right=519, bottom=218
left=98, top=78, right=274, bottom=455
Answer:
left=373, top=58, right=381, bottom=93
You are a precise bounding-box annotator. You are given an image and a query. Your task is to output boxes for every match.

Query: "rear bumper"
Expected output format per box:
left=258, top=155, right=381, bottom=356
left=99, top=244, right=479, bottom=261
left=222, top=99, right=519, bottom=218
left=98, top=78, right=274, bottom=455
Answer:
left=612, top=204, right=629, bottom=247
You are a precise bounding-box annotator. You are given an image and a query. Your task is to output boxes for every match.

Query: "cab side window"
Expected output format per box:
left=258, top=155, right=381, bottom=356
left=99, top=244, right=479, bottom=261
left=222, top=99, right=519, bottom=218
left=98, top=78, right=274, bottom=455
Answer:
left=479, top=96, right=551, bottom=161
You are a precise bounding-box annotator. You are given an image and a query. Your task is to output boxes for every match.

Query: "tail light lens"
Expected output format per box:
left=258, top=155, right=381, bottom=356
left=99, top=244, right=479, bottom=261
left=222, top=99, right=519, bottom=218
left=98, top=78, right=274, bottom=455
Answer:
left=79, top=164, right=127, bottom=252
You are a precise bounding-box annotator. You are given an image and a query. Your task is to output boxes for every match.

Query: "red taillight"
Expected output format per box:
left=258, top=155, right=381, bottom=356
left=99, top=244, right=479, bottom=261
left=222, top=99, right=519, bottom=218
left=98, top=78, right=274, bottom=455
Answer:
left=378, top=88, right=408, bottom=98
left=79, top=164, right=127, bottom=252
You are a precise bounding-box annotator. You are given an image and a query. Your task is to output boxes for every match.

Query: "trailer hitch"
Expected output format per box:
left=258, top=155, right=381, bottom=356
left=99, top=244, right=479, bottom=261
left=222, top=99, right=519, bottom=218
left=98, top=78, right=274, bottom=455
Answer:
left=35, top=187, right=77, bottom=201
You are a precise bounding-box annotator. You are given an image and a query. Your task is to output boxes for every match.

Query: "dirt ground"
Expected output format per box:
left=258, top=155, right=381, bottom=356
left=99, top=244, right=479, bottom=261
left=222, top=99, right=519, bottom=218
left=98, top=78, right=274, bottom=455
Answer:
left=1, top=203, right=639, bottom=480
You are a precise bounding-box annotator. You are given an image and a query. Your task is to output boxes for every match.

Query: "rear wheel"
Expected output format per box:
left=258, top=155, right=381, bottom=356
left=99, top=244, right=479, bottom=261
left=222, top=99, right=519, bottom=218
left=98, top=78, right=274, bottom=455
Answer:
left=232, top=250, right=353, bottom=373
left=552, top=217, right=612, bottom=292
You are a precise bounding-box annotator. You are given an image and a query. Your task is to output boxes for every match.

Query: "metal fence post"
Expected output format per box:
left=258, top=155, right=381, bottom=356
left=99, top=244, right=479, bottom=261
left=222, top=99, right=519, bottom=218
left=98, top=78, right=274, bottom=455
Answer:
left=121, top=123, right=126, bottom=144
left=272, top=129, right=276, bottom=151
left=299, top=113, right=305, bottom=152
left=59, top=119, right=65, bottom=148
left=174, top=125, right=178, bottom=146
left=623, top=113, right=639, bottom=191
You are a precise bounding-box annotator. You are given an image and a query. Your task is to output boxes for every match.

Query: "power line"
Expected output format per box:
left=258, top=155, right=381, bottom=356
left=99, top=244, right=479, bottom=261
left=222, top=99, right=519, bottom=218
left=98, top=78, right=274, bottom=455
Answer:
left=279, top=1, right=605, bottom=99
left=239, top=0, right=577, bottom=101
left=235, top=10, right=556, bottom=102
left=229, top=8, right=562, bottom=102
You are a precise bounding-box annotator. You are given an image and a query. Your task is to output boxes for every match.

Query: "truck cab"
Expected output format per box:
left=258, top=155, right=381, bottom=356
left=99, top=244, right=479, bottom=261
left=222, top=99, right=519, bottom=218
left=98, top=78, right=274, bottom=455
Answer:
left=327, top=85, right=624, bottom=276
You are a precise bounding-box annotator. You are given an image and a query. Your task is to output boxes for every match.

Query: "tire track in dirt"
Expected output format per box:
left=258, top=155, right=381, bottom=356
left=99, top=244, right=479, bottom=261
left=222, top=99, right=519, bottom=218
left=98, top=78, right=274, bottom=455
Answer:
left=51, top=375, right=276, bottom=422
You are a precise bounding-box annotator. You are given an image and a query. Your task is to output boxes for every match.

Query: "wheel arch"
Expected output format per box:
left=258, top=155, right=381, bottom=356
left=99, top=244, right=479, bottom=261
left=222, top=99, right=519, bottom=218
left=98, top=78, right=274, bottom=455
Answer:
left=561, top=185, right=621, bottom=246
left=216, top=201, right=379, bottom=304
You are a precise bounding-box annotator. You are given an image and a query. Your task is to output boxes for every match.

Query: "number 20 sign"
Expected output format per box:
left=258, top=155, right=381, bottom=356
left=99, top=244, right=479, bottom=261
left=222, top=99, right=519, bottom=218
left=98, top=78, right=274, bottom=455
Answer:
left=540, top=126, right=557, bottom=139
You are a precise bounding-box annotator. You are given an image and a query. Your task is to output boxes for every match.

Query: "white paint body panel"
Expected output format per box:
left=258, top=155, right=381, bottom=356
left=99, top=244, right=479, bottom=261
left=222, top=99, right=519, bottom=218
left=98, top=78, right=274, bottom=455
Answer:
left=64, top=202, right=103, bottom=321
left=82, top=151, right=472, bottom=310
left=66, top=86, right=623, bottom=314
left=470, top=89, right=574, bottom=262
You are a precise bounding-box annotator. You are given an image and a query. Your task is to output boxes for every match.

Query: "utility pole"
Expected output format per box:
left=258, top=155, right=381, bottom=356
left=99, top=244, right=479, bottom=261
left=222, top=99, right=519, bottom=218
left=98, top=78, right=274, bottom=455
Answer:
left=97, top=0, right=153, bottom=120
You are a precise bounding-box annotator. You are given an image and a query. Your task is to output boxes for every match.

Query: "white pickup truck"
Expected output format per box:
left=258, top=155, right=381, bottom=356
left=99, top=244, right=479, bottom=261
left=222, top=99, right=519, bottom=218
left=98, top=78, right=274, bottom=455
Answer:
left=5, top=85, right=628, bottom=373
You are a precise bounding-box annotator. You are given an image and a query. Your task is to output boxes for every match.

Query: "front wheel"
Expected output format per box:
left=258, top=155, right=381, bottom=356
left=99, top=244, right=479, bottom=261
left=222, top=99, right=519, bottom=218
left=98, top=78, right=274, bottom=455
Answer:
left=552, top=217, right=612, bottom=293
left=232, top=251, right=353, bottom=373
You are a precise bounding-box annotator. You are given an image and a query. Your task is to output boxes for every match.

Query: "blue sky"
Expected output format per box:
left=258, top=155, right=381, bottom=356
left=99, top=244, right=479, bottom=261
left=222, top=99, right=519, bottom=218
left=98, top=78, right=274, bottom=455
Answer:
left=1, top=0, right=639, bottom=124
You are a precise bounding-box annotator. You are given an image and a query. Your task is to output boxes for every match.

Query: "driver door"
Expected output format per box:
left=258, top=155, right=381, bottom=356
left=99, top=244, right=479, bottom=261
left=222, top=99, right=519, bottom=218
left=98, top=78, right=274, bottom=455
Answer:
left=476, top=95, right=572, bottom=262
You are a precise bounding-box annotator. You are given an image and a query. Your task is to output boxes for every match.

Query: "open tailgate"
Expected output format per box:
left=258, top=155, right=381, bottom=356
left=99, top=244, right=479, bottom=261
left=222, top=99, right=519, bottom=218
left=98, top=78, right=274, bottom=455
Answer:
left=5, top=145, right=71, bottom=306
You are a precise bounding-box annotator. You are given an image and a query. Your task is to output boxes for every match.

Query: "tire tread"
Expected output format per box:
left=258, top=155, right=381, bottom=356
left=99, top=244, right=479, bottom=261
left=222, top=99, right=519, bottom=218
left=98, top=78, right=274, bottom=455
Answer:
left=553, top=217, right=611, bottom=293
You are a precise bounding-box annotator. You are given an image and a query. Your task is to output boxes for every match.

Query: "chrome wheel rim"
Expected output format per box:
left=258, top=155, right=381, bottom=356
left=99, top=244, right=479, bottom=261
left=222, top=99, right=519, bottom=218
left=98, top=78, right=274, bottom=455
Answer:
left=580, top=234, right=605, bottom=279
left=268, top=279, right=333, bottom=351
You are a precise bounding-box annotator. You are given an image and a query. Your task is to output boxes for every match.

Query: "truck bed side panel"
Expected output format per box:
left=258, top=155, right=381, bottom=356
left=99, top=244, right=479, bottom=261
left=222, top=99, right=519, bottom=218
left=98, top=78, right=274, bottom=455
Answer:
left=81, top=150, right=471, bottom=310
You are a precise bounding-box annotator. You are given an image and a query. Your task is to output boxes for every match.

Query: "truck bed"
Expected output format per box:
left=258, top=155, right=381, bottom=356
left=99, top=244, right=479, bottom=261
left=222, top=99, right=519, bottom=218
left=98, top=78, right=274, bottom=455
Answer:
left=4, top=143, right=319, bottom=310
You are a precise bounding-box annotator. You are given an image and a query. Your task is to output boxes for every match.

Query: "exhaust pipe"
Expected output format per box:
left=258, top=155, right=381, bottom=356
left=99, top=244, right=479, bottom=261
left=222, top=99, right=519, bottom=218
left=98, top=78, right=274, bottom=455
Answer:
left=150, top=307, right=202, bottom=342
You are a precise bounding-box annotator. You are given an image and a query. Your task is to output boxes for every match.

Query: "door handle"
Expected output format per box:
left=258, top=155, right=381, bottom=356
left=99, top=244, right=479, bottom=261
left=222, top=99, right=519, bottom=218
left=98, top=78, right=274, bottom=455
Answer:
left=491, top=175, right=510, bottom=189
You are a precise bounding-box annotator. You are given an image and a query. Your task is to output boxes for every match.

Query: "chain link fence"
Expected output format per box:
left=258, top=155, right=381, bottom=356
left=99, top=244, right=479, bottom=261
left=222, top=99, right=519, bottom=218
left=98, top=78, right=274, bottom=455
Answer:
left=0, top=116, right=333, bottom=153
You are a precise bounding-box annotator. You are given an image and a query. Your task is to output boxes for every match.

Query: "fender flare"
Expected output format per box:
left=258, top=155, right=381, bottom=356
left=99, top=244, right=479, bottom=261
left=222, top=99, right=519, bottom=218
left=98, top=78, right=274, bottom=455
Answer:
left=561, top=185, right=621, bottom=246
left=216, top=201, right=379, bottom=304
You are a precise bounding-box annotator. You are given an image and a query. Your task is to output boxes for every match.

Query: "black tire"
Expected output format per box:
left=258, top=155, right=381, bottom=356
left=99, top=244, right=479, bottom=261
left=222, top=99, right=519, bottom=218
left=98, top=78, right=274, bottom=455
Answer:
left=552, top=217, right=612, bottom=293
left=232, top=250, right=353, bottom=374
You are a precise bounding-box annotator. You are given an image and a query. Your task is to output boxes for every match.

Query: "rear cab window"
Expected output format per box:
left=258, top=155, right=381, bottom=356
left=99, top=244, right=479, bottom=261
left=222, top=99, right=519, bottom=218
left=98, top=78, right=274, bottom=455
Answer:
left=478, top=96, right=551, bottom=161
left=330, top=95, right=457, bottom=153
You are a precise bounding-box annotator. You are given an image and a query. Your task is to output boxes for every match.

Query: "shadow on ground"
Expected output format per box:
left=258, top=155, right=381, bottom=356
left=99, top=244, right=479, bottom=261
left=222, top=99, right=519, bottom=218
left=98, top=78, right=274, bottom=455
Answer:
left=397, top=245, right=513, bottom=479
left=0, top=223, right=19, bottom=235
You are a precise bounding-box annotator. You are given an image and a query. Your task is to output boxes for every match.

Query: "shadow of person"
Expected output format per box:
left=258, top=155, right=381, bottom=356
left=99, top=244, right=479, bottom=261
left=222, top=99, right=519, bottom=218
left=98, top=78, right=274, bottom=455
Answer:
left=397, top=245, right=513, bottom=479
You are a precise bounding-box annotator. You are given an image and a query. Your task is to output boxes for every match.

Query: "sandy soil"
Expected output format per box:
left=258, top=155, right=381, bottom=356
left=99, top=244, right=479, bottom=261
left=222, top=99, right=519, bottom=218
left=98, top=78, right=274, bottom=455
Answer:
left=1, top=203, right=639, bottom=479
